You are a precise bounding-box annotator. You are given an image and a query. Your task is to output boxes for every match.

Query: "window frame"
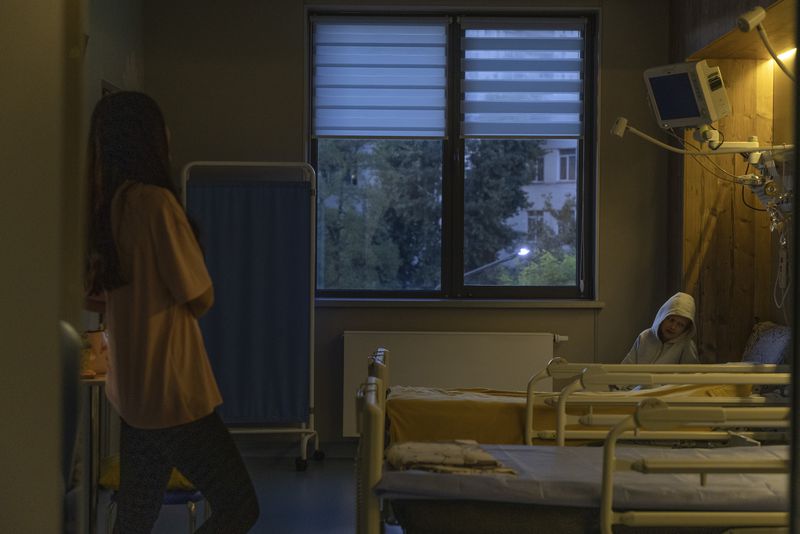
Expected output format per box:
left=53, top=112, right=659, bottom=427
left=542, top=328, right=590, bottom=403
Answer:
left=531, top=155, right=545, bottom=182
left=559, top=148, right=578, bottom=182
left=308, top=10, right=597, bottom=301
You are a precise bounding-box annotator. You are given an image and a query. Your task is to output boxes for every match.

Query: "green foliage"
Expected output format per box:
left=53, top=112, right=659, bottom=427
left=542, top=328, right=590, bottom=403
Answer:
left=463, top=139, right=545, bottom=273
left=317, top=139, right=441, bottom=290
left=371, top=140, right=443, bottom=289
left=527, top=194, right=577, bottom=261
left=514, top=251, right=576, bottom=286
left=316, top=137, right=577, bottom=291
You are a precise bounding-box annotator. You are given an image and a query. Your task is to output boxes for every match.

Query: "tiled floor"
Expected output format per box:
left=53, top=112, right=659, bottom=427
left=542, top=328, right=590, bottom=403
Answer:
left=96, top=440, right=403, bottom=534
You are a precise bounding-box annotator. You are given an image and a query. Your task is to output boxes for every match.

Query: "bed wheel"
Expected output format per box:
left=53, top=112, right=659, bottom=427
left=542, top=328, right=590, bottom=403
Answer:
left=313, top=449, right=326, bottom=461
left=295, top=457, right=308, bottom=471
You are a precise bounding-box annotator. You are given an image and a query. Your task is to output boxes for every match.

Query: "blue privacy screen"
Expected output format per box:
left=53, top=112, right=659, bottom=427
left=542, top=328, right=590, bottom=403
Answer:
left=187, top=171, right=311, bottom=425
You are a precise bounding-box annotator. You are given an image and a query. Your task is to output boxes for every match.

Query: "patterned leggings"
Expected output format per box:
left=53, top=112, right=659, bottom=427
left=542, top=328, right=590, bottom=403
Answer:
left=115, top=411, right=259, bottom=533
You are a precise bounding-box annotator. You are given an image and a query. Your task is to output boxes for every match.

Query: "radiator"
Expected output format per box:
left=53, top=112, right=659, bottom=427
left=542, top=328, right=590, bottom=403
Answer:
left=342, top=330, right=559, bottom=437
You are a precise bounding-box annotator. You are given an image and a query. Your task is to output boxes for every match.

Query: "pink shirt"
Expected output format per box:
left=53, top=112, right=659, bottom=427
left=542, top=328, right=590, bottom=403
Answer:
left=106, top=182, right=222, bottom=429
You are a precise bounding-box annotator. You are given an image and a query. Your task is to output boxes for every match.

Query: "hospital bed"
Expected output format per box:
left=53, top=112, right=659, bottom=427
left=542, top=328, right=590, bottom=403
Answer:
left=368, top=348, right=789, bottom=447
left=600, top=398, right=789, bottom=533
left=543, top=366, right=790, bottom=446
left=357, top=375, right=790, bottom=534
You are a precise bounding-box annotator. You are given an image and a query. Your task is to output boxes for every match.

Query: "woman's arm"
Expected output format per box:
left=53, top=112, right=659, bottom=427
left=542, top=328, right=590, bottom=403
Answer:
left=187, top=285, right=214, bottom=318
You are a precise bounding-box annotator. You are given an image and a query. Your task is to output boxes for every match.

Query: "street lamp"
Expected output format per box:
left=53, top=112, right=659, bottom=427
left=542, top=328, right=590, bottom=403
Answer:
left=464, top=246, right=532, bottom=279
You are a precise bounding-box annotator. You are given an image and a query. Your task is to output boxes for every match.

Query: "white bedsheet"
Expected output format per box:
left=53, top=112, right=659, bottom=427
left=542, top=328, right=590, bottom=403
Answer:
left=375, top=444, right=788, bottom=511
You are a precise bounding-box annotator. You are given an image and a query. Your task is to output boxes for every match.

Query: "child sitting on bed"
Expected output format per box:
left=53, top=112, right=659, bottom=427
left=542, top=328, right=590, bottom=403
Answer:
left=621, top=292, right=700, bottom=364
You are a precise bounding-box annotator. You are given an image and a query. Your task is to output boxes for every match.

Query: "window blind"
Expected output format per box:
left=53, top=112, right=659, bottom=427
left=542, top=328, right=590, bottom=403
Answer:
left=312, top=18, right=447, bottom=138
left=461, top=18, right=586, bottom=138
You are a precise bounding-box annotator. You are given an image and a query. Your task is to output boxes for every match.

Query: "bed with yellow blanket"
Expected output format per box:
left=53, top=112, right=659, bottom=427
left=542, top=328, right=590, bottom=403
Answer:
left=375, top=321, right=790, bottom=446
left=363, top=390, right=790, bottom=534
left=386, top=382, right=758, bottom=445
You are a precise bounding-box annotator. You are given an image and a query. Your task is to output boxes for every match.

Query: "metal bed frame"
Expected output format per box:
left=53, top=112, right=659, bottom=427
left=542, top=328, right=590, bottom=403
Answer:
left=357, top=369, right=791, bottom=534
left=522, top=357, right=789, bottom=444
left=369, top=351, right=790, bottom=450
left=600, top=400, right=790, bottom=533
left=546, top=364, right=791, bottom=445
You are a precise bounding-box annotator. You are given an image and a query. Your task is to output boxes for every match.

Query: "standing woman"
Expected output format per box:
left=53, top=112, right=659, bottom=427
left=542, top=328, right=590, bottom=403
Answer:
left=85, top=91, right=259, bottom=533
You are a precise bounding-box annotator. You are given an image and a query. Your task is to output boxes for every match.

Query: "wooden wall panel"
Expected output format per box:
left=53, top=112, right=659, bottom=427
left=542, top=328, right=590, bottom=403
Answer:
left=753, top=60, right=777, bottom=322
left=682, top=59, right=774, bottom=361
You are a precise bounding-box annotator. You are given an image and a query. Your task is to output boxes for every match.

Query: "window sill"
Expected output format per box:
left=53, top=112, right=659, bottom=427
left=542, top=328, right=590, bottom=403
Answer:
left=315, top=298, right=605, bottom=310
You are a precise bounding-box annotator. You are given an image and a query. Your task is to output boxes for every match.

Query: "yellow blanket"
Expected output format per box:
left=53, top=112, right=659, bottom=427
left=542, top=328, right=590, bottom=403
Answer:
left=385, top=440, right=516, bottom=474
left=386, top=383, right=753, bottom=445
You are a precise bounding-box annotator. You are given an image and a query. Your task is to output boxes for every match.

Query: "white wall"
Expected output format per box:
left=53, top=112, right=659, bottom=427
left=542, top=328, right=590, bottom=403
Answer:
left=142, top=0, right=672, bottom=441
left=80, top=0, right=145, bottom=333
left=0, top=1, right=73, bottom=531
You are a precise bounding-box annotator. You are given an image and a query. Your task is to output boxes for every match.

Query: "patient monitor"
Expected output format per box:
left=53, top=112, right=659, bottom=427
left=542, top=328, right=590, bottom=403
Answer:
left=644, top=60, right=732, bottom=130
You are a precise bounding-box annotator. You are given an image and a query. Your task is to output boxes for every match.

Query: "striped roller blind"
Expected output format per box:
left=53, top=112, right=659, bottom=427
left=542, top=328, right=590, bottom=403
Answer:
left=461, top=18, right=586, bottom=138
left=312, top=18, right=448, bottom=138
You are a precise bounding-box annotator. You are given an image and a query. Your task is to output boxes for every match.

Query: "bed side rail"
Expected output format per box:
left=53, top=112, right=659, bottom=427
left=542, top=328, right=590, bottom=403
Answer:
left=356, top=376, right=385, bottom=534
left=367, top=347, right=390, bottom=385
left=600, top=399, right=790, bottom=534
left=550, top=367, right=791, bottom=445
left=524, top=358, right=786, bottom=444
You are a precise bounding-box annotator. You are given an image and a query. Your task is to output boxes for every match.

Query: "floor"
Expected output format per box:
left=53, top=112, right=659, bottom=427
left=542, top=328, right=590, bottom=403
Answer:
left=95, top=439, right=403, bottom=534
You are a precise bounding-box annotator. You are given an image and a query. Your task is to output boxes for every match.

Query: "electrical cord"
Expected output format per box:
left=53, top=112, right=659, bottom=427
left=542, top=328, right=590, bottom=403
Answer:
left=741, top=186, right=767, bottom=211
left=773, top=257, right=791, bottom=308
left=668, top=129, right=770, bottom=213
left=669, top=128, right=741, bottom=179
left=756, top=24, right=796, bottom=82
left=666, top=129, right=740, bottom=184
left=707, top=125, right=726, bottom=150
left=738, top=162, right=767, bottom=211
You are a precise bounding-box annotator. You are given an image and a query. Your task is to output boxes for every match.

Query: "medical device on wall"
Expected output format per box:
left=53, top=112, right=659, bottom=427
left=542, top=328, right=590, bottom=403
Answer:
left=644, top=60, right=732, bottom=129
left=737, top=6, right=796, bottom=82
left=612, top=57, right=794, bottom=233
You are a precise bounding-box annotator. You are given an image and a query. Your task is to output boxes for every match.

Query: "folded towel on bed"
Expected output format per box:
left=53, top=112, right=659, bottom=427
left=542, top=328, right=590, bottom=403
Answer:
left=386, top=440, right=516, bottom=475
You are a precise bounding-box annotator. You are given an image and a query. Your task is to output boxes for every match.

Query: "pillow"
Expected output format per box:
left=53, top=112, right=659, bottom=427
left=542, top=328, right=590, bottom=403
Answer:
left=98, top=455, right=195, bottom=491
left=741, top=321, right=791, bottom=365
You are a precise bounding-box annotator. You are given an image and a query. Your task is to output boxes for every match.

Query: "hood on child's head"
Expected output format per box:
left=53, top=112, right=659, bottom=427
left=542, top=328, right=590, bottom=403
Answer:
left=650, top=292, right=696, bottom=342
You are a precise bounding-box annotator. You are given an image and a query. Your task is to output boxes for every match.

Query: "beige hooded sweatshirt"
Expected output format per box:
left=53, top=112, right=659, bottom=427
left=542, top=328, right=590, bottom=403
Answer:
left=621, top=292, right=700, bottom=364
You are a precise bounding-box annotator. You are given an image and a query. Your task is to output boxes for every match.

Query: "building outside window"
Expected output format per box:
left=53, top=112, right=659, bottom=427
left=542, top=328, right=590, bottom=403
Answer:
left=309, top=13, right=596, bottom=299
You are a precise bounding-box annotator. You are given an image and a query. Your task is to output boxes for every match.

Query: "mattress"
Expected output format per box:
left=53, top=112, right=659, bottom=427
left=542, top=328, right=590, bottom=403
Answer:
left=375, top=444, right=788, bottom=512
left=386, top=383, right=753, bottom=444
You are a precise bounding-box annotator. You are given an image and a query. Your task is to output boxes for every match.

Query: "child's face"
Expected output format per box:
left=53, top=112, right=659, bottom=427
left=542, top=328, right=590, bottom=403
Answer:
left=659, top=314, right=690, bottom=342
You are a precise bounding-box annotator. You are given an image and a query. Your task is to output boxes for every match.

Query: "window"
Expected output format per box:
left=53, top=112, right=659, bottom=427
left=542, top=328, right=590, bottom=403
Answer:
left=531, top=156, right=545, bottom=182
left=310, top=13, right=596, bottom=299
left=559, top=148, right=577, bottom=181
left=527, top=209, right=545, bottom=241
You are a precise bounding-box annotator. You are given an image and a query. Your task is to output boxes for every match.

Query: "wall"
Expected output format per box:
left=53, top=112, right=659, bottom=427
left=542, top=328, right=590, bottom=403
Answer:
left=672, top=0, right=795, bottom=360
left=666, top=1, right=778, bottom=295
left=682, top=58, right=775, bottom=361
left=142, top=0, right=672, bottom=442
left=85, top=0, right=144, bottom=109
left=0, top=1, right=79, bottom=531
left=669, top=0, right=776, bottom=63
left=81, top=0, right=145, bottom=334
left=0, top=0, right=142, bottom=527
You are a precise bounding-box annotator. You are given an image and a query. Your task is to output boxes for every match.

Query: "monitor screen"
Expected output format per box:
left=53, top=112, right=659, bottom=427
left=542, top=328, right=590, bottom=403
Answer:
left=648, top=73, right=700, bottom=121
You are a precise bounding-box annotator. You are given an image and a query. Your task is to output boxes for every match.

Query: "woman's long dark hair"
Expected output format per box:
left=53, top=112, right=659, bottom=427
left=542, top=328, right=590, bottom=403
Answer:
left=86, top=91, right=179, bottom=294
